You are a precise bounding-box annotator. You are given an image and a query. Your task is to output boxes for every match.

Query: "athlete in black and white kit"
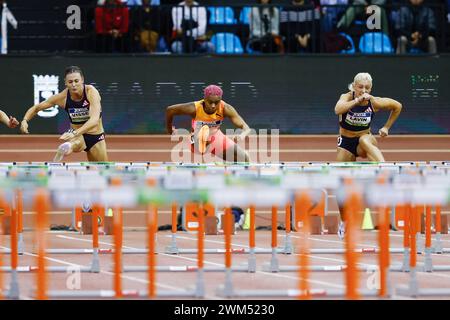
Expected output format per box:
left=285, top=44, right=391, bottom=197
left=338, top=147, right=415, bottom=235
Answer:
left=335, top=72, right=402, bottom=162
left=334, top=72, right=402, bottom=238
left=20, top=66, right=108, bottom=162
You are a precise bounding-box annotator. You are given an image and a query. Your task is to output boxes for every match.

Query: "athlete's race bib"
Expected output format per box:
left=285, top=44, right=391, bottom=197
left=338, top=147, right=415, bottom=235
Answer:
left=194, top=120, right=222, bottom=128
left=68, top=107, right=90, bottom=123
left=344, top=111, right=371, bottom=127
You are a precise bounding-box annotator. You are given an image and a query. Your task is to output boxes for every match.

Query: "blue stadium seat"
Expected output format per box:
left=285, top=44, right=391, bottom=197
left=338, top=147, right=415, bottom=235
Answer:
left=239, top=7, right=251, bottom=25
left=211, top=33, right=244, bottom=54
left=358, top=32, right=394, bottom=54
left=409, top=47, right=424, bottom=54
left=339, top=33, right=355, bottom=54
left=208, top=7, right=236, bottom=25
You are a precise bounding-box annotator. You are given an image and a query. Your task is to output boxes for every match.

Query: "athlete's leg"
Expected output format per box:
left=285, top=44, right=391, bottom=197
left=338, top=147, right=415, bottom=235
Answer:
left=86, top=140, right=108, bottom=162
left=336, top=146, right=354, bottom=224
left=208, top=130, right=241, bottom=162
left=356, top=144, right=368, bottom=159
left=336, top=147, right=356, bottom=162
left=336, top=145, right=356, bottom=239
left=53, top=135, right=86, bottom=162
left=224, top=144, right=250, bottom=163
left=358, top=134, right=385, bottom=162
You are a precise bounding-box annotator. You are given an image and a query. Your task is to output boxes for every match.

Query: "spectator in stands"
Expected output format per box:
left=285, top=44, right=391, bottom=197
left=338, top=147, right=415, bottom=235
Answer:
left=336, top=0, right=389, bottom=35
left=123, top=0, right=160, bottom=5
left=280, top=0, right=321, bottom=53
left=395, top=0, right=437, bottom=54
left=131, top=0, right=161, bottom=52
left=447, top=0, right=450, bottom=23
left=320, top=0, right=348, bottom=33
left=171, top=0, right=214, bottom=53
left=95, top=0, right=130, bottom=53
left=248, top=0, right=282, bottom=53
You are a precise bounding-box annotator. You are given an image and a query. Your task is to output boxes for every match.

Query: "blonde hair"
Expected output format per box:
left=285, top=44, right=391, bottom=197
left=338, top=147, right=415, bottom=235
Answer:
left=348, top=72, right=373, bottom=91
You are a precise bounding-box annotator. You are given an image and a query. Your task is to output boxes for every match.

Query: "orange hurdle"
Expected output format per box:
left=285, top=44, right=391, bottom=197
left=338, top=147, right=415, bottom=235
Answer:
left=9, top=204, right=19, bottom=299
left=35, top=189, right=49, bottom=300
left=113, top=205, right=123, bottom=298
left=283, top=202, right=293, bottom=254
left=0, top=199, right=3, bottom=300
left=16, top=190, right=24, bottom=255
left=165, top=202, right=179, bottom=254
left=195, top=203, right=205, bottom=297
left=268, top=205, right=279, bottom=272
left=378, top=206, right=390, bottom=297
left=147, top=204, right=157, bottom=298
left=296, top=192, right=312, bottom=300
left=401, top=204, right=410, bottom=272
left=344, top=192, right=362, bottom=300
left=247, top=204, right=257, bottom=272
left=219, top=207, right=234, bottom=297
left=424, top=205, right=433, bottom=272
left=435, top=205, right=443, bottom=253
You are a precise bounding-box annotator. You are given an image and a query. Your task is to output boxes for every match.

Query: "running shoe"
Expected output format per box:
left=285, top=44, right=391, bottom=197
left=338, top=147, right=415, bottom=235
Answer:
left=53, top=142, right=71, bottom=162
left=338, top=221, right=346, bottom=240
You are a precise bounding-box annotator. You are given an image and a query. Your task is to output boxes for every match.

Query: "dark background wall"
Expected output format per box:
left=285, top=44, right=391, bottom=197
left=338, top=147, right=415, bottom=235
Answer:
left=0, top=55, right=448, bottom=134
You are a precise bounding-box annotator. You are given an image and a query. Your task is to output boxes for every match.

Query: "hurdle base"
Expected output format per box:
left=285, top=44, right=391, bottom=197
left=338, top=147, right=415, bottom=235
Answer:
left=18, top=233, right=24, bottom=255
left=248, top=251, right=257, bottom=273
left=172, top=247, right=290, bottom=255
left=122, top=264, right=251, bottom=273
left=164, top=245, right=179, bottom=255
left=274, top=264, right=404, bottom=273
left=44, top=248, right=147, bottom=254
left=308, top=247, right=405, bottom=254
left=44, top=289, right=198, bottom=299
left=8, top=270, right=20, bottom=299
left=218, top=288, right=380, bottom=298
left=0, top=266, right=96, bottom=273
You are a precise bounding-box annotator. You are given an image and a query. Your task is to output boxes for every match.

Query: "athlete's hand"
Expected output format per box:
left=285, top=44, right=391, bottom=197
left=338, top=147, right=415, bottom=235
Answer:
left=59, top=131, right=76, bottom=141
left=379, top=127, right=389, bottom=138
left=360, top=93, right=372, bottom=101
left=8, top=116, right=19, bottom=128
left=235, top=133, right=247, bottom=143
left=20, top=120, right=29, bottom=134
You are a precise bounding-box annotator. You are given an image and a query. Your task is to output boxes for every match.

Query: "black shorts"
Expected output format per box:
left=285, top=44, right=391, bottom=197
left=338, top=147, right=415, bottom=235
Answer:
left=337, top=135, right=359, bottom=157
left=83, top=133, right=105, bottom=152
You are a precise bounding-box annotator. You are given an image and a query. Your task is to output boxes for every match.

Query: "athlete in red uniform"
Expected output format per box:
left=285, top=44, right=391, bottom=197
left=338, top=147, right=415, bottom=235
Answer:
left=166, top=85, right=251, bottom=162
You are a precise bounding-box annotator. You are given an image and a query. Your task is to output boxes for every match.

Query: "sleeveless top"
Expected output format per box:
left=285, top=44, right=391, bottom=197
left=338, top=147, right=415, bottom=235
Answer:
left=191, top=99, right=225, bottom=134
left=64, top=85, right=102, bottom=125
left=339, top=92, right=374, bottom=132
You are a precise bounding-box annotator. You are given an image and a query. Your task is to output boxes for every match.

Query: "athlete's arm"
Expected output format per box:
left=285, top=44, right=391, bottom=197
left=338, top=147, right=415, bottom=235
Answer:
left=224, top=104, right=251, bottom=140
left=165, top=103, right=196, bottom=134
left=371, top=97, right=402, bottom=137
left=334, top=92, right=364, bottom=115
left=70, top=86, right=102, bottom=138
left=0, top=110, right=19, bottom=128
left=20, top=92, right=65, bottom=134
